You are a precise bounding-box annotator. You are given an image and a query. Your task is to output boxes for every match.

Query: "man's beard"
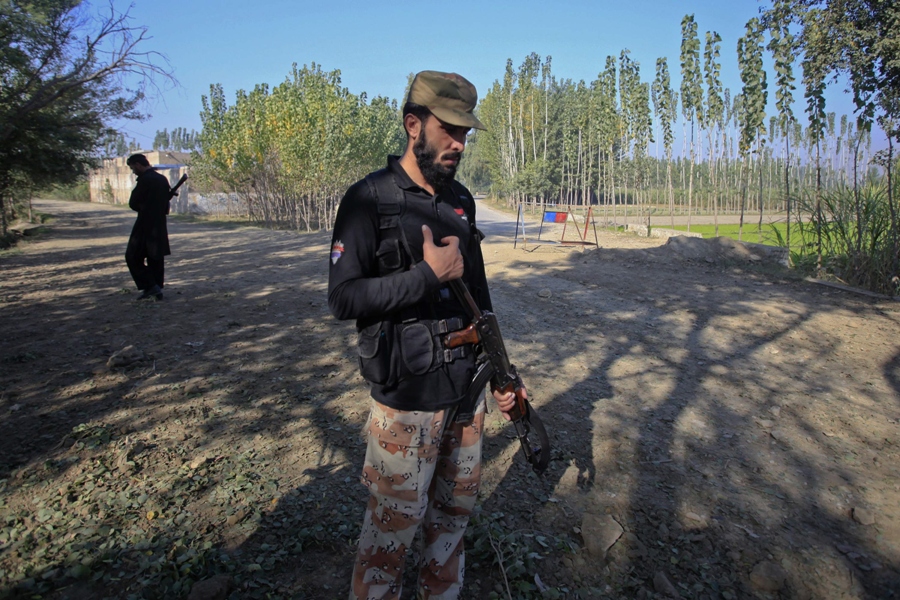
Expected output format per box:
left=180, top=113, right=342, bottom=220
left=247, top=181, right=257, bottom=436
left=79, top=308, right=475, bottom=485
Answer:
left=414, top=131, right=461, bottom=192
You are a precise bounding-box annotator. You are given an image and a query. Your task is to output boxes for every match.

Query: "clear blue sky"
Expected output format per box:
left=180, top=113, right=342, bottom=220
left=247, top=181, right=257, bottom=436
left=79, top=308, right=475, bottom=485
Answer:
left=114, top=0, right=881, bottom=149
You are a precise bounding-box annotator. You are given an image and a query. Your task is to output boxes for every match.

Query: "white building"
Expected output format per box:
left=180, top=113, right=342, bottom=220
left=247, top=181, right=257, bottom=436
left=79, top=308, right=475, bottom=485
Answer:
left=89, top=151, right=191, bottom=213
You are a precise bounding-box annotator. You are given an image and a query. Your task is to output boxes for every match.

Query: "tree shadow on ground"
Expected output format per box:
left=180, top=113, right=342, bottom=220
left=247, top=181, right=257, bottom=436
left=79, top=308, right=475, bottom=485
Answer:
left=1, top=201, right=898, bottom=599
left=0, top=201, right=366, bottom=597
left=459, top=244, right=900, bottom=599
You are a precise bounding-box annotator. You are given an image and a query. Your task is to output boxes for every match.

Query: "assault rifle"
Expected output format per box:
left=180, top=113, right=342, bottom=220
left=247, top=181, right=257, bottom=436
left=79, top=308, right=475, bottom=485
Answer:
left=444, top=279, right=551, bottom=474
left=166, top=174, right=188, bottom=215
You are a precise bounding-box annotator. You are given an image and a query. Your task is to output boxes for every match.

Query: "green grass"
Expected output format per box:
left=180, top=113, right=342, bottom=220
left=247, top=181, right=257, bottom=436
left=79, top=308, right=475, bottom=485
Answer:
left=664, top=222, right=808, bottom=247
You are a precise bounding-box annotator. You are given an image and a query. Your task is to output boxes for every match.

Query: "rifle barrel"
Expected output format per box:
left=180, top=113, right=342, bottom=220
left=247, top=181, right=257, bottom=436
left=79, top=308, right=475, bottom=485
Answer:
left=170, top=174, right=188, bottom=196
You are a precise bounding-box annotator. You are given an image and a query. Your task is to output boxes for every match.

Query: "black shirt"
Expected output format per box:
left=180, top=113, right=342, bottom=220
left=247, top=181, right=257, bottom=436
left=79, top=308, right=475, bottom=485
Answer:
left=128, top=167, right=171, bottom=258
left=328, top=156, right=492, bottom=410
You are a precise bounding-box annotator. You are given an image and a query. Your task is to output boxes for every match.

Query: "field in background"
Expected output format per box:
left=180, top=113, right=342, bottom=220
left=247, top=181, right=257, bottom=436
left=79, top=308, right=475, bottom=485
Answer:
left=666, top=222, right=792, bottom=246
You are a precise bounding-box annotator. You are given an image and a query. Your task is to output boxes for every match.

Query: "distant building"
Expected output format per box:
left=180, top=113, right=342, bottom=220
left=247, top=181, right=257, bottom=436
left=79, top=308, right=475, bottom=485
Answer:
left=89, top=151, right=191, bottom=213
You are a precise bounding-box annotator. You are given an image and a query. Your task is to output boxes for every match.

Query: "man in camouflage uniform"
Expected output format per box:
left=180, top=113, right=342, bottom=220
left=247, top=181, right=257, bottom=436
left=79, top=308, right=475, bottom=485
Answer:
left=327, top=71, right=517, bottom=599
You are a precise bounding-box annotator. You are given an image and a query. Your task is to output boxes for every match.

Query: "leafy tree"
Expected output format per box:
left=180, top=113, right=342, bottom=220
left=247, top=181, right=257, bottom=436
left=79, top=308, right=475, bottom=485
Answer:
left=0, top=0, right=171, bottom=233
left=652, top=57, right=678, bottom=226
left=456, top=130, right=492, bottom=192
left=594, top=56, right=619, bottom=218
left=765, top=0, right=899, bottom=281
left=153, top=128, right=200, bottom=152
left=770, top=0, right=899, bottom=131
left=768, top=1, right=797, bottom=249
left=737, top=17, right=769, bottom=238
left=703, top=31, right=725, bottom=234
left=618, top=51, right=653, bottom=221
left=800, top=10, right=829, bottom=268
left=618, top=50, right=638, bottom=214
left=478, top=54, right=560, bottom=206
left=154, top=129, right=171, bottom=151
left=193, top=63, right=404, bottom=231
left=100, top=130, right=139, bottom=159
left=680, top=14, right=704, bottom=230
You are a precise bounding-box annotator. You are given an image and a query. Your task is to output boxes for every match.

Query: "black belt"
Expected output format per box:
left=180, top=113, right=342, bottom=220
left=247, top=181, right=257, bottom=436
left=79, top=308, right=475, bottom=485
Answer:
left=425, top=316, right=467, bottom=335
left=439, top=344, right=471, bottom=364
left=398, top=316, right=467, bottom=335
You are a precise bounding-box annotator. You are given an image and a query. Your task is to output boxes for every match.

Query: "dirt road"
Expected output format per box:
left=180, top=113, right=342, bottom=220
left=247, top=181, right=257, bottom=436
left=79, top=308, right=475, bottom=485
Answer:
left=1, top=199, right=898, bottom=599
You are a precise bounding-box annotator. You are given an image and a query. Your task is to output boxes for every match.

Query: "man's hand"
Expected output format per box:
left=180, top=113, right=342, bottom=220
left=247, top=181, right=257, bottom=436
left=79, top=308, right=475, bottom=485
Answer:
left=422, top=225, right=464, bottom=282
left=491, top=386, right=525, bottom=422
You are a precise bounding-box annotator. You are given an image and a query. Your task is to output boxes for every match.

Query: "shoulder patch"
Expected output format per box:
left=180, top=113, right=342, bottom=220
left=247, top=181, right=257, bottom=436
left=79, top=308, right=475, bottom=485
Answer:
left=330, top=240, right=344, bottom=264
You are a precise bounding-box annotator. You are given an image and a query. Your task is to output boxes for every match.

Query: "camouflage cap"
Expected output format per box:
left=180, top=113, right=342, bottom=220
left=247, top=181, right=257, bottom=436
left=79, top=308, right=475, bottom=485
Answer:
left=407, top=70, right=486, bottom=131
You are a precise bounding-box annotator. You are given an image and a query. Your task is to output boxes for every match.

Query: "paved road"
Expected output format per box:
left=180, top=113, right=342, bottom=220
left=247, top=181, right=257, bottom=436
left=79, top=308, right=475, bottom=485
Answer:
left=473, top=199, right=519, bottom=240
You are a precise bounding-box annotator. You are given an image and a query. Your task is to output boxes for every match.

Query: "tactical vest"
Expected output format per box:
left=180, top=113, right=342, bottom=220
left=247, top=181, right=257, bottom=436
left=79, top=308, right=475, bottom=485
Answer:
left=356, top=169, right=478, bottom=387
left=364, top=168, right=478, bottom=277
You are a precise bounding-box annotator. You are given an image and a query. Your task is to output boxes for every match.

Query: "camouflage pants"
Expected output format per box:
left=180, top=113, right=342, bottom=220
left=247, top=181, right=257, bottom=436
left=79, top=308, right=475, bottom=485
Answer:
left=349, top=399, right=485, bottom=600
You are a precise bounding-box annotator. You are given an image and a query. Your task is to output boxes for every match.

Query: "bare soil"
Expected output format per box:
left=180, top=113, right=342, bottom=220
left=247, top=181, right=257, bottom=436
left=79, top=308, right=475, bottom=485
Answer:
left=0, top=198, right=898, bottom=600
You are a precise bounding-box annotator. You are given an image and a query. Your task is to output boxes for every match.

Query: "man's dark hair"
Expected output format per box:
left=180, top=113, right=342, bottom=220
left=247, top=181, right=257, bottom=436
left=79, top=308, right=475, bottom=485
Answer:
left=126, top=153, right=150, bottom=167
left=402, top=102, right=431, bottom=134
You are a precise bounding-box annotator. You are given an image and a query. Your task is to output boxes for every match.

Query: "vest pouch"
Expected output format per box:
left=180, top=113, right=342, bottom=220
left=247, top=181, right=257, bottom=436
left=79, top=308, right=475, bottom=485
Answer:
left=399, top=323, right=435, bottom=376
left=376, top=238, right=403, bottom=273
left=357, top=321, right=393, bottom=385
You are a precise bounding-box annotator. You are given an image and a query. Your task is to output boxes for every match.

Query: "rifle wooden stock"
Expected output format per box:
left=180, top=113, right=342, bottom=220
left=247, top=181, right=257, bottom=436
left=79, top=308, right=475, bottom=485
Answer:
left=442, top=323, right=479, bottom=349
left=443, top=322, right=528, bottom=419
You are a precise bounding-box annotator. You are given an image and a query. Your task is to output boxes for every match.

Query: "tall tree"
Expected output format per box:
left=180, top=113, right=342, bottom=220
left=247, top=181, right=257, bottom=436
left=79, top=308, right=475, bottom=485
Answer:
left=737, top=17, right=769, bottom=239
left=680, top=14, right=704, bottom=231
left=768, top=0, right=900, bottom=282
left=800, top=9, right=829, bottom=271
left=595, top=56, right=619, bottom=222
left=652, top=57, right=678, bottom=227
left=0, top=1, right=171, bottom=233
left=767, top=1, right=797, bottom=252
left=619, top=50, right=638, bottom=220
left=774, top=0, right=899, bottom=135
left=703, top=31, right=725, bottom=235
left=194, top=64, right=403, bottom=231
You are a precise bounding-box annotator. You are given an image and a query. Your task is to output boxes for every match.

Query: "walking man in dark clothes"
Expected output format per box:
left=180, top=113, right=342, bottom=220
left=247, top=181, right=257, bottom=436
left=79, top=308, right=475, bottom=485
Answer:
left=125, top=153, right=171, bottom=301
left=328, top=70, right=520, bottom=600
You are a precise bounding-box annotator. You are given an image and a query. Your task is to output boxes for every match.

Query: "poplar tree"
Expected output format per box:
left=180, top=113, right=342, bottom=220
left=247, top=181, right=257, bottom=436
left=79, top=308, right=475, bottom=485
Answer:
left=800, top=9, right=828, bottom=272
left=652, top=57, right=678, bottom=227
left=703, top=31, right=725, bottom=235
left=680, top=14, right=704, bottom=231
left=503, top=59, right=519, bottom=203
left=516, top=53, right=553, bottom=202
left=737, top=17, right=768, bottom=239
left=477, top=81, right=508, bottom=199
left=624, top=62, right=654, bottom=226
left=767, top=0, right=899, bottom=287
left=767, top=0, right=797, bottom=251
left=619, top=50, right=638, bottom=221
left=594, top=57, right=619, bottom=222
